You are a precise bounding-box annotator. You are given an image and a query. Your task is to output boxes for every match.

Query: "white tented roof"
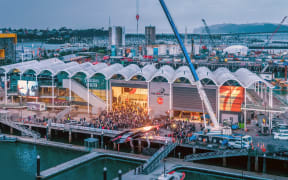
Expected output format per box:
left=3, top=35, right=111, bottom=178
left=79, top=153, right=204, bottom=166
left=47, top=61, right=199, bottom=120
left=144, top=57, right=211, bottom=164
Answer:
left=0, top=58, right=273, bottom=88
left=223, top=45, right=248, bottom=56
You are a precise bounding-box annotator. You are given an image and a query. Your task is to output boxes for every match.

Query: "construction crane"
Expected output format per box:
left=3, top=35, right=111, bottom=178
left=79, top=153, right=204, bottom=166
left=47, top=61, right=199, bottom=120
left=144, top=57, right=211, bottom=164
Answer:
left=260, top=16, right=287, bottom=53
left=136, top=0, right=140, bottom=41
left=159, top=0, right=220, bottom=129
left=202, top=19, right=216, bottom=48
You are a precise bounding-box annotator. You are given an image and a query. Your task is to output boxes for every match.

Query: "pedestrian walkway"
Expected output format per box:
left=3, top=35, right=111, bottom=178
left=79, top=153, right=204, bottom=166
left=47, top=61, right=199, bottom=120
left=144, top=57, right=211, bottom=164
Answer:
left=184, top=149, right=248, bottom=162
left=142, top=142, right=177, bottom=174
left=0, top=117, right=40, bottom=138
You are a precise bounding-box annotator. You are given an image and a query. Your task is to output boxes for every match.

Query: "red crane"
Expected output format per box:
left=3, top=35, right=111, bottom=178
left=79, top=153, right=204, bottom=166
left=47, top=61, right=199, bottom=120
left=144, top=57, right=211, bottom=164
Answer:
left=260, top=16, right=287, bottom=53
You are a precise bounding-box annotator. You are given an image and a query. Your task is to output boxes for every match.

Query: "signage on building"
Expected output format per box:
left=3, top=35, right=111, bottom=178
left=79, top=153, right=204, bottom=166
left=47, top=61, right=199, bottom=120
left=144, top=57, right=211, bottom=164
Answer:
left=149, top=82, right=170, bottom=117
left=220, top=86, right=244, bottom=112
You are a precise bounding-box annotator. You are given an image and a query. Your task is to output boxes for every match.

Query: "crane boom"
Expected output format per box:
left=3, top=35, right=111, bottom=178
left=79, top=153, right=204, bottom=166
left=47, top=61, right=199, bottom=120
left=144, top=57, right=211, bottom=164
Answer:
left=159, top=0, right=219, bottom=129
left=202, top=19, right=215, bottom=47
left=260, top=16, right=287, bottom=53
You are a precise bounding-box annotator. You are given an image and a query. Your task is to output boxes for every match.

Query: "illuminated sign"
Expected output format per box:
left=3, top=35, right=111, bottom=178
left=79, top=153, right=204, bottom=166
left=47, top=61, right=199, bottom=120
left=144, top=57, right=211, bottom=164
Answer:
left=0, top=49, right=4, bottom=60
left=18, top=80, right=38, bottom=97
left=220, top=86, right=244, bottom=112
left=157, top=97, right=163, bottom=104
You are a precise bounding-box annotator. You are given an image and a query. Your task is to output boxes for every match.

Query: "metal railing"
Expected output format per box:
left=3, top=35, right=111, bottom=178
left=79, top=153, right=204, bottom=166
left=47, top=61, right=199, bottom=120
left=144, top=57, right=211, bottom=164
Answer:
left=142, top=142, right=177, bottom=174
left=185, top=149, right=248, bottom=162
left=62, top=79, right=106, bottom=110
left=0, top=118, right=40, bottom=138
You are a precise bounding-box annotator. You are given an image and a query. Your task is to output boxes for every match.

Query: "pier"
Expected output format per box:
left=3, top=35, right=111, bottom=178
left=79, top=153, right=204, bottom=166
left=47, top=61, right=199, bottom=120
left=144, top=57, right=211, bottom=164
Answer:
left=39, top=152, right=102, bottom=179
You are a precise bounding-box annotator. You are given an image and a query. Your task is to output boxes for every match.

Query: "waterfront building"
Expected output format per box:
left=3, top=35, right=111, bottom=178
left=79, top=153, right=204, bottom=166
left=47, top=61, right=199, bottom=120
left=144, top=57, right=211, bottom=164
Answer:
left=0, top=58, right=280, bottom=130
left=0, top=33, right=17, bottom=65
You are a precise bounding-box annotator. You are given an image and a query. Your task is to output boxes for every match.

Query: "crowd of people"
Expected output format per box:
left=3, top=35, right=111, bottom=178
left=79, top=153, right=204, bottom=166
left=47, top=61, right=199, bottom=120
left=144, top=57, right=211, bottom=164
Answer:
left=90, top=103, right=151, bottom=130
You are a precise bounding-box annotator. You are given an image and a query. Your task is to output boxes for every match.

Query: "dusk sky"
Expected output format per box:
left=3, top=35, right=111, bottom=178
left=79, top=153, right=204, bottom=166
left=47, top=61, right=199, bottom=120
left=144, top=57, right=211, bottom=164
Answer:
left=1, top=0, right=287, bottom=33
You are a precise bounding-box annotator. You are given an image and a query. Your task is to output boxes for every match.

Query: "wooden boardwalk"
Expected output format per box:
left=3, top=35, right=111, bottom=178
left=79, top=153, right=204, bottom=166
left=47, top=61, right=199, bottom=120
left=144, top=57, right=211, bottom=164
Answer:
left=40, top=152, right=102, bottom=179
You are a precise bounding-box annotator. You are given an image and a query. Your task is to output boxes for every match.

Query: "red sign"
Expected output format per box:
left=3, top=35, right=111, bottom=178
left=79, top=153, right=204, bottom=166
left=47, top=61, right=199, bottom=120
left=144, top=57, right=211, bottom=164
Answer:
left=157, top=97, right=163, bottom=104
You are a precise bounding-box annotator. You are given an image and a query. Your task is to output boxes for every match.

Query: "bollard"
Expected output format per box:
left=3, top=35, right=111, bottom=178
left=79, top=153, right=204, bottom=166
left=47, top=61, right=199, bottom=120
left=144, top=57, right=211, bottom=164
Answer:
left=134, top=168, right=136, bottom=175
left=118, top=170, right=122, bottom=180
left=178, top=152, right=181, bottom=159
left=263, top=154, right=266, bottom=173
left=10, top=127, right=13, bottom=135
left=103, top=167, right=107, bottom=180
left=36, top=155, right=40, bottom=179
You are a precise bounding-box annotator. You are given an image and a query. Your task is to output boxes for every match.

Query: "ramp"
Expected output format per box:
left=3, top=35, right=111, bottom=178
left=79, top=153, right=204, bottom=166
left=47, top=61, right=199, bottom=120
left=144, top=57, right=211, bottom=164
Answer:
left=142, top=143, right=177, bottom=174
left=0, top=118, right=40, bottom=138
left=261, top=64, right=269, bottom=73
left=56, top=106, right=71, bottom=121
left=63, top=79, right=106, bottom=114
left=184, top=149, right=248, bottom=162
left=40, top=152, right=101, bottom=179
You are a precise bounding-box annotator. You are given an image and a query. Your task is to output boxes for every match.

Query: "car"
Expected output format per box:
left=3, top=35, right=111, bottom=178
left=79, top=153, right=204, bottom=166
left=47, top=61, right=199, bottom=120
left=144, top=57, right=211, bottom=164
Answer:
left=274, top=133, right=288, bottom=140
left=228, top=140, right=250, bottom=149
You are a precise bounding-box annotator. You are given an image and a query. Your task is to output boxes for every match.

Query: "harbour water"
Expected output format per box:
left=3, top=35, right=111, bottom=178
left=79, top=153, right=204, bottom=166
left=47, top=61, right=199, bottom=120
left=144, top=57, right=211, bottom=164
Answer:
left=0, top=142, right=84, bottom=180
left=0, top=142, right=140, bottom=180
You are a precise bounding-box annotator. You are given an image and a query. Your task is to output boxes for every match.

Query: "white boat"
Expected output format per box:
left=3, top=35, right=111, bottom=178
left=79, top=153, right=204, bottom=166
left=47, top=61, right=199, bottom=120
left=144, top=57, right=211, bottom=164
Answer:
left=157, top=171, right=185, bottom=180
left=0, top=135, right=17, bottom=142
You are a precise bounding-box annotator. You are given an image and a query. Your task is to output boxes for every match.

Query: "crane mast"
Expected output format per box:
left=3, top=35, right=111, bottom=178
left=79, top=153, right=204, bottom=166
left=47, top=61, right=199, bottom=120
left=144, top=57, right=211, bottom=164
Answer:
left=158, top=0, right=219, bottom=129
left=202, top=19, right=216, bottom=48
left=260, top=16, right=287, bottom=53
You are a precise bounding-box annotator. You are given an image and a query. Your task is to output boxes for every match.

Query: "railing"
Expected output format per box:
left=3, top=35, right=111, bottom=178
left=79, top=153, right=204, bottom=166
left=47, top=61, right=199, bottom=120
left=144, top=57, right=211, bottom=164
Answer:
left=51, top=123, right=120, bottom=134
left=62, top=79, right=106, bottom=111
left=184, top=149, right=248, bottom=162
left=0, top=118, right=40, bottom=138
left=142, top=142, right=177, bottom=174
left=56, top=107, right=71, bottom=120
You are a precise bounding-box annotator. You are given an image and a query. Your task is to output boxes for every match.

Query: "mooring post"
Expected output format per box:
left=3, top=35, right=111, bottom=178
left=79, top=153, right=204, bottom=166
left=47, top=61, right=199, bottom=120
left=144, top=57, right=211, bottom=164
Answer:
left=193, top=147, right=196, bottom=154
left=138, top=139, right=142, bottom=153
left=263, top=154, right=266, bottom=173
left=118, top=170, right=122, bottom=180
left=10, top=127, right=13, bottom=135
left=255, top=155, right=259, bottom=172
left=68, top=130, right=72, bottom=144
left=101, top=131, right=104, bottom=149
left=222, top=152, right=227, bottom=167
left=247, top=153, right=251, bottom=171
left=113, top=142, right=117, bottom=150
left=103, top=167, right=107, bottom=180
left=36, top=155, right=40, bottom=180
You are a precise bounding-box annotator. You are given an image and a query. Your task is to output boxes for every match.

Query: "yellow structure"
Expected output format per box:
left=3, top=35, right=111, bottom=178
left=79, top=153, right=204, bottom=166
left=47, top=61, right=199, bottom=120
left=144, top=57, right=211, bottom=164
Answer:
left=0, top=49, right=5, bottom=59
left=0, top=33, right=17, bottom=44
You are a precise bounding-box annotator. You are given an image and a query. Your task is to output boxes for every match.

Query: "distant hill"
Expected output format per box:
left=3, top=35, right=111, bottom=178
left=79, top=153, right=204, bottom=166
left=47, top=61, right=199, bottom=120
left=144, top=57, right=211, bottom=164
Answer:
left=193, top=23, right=288, bottom=34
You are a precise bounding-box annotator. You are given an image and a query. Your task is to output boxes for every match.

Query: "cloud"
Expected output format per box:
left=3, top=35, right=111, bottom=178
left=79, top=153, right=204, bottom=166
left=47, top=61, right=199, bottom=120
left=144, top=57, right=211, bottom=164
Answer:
left=1, top=0, right=287, bottom=33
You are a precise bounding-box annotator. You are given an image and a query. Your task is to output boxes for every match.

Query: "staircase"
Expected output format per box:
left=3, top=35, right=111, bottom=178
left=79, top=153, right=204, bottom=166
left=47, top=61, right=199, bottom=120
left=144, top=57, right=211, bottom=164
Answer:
left=0, top=118, right=40, bottom=138
left=62, top=79, right=106, bottom=114
left=56, top=107, right=71, bottom=120
left=142, top=143, right=177, bottom=174
left=261, top=64, right=269, bottom=73
left=184, top=149, right=248, bottom=162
